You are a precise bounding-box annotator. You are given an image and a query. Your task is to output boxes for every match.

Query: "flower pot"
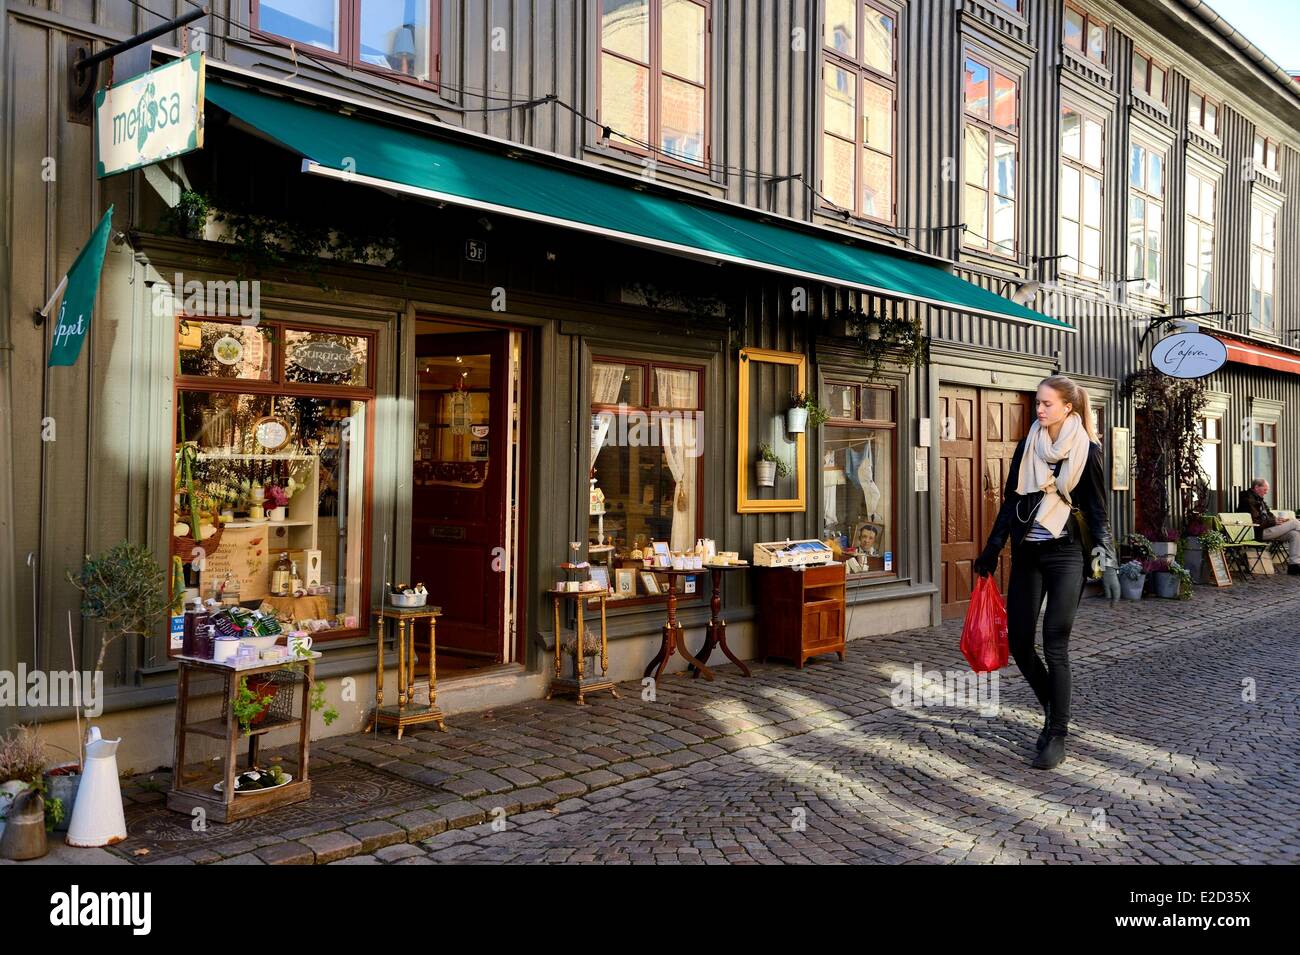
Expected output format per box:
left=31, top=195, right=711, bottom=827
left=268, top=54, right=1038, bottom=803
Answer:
left=1182, top=540, right=1203, bottom=582
left=785, top=407, right=809, bottom=433
left=269, top=506, right=287, bottom=522
left=756, top=460, right=777, bottom=487
left=44, top=765, right=82, bottom=832
left=1150, top=542, right=1177, bottom=560
left=1153, top=571, right=1179, bottom=599
left=1119, top=574, right=1146, bottom=600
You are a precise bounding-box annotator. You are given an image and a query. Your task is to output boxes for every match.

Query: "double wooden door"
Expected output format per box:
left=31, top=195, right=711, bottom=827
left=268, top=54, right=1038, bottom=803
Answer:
left=939, top=386, right=1034, bottom=619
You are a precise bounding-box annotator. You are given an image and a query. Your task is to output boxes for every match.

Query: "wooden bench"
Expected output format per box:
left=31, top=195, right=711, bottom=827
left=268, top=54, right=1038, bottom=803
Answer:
left=1216, top=513, right=1271, bottom=577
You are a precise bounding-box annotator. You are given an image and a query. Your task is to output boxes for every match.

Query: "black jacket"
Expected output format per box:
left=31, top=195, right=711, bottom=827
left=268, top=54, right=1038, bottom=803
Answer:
left=982, top=437, right=1113, bottom=558
left=1238, top=489, right=1276, bottom=542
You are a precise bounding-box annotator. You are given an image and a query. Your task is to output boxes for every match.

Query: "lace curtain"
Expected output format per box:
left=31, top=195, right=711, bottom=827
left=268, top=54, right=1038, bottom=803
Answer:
left=654, top=368, right=698, bottom=551
left=590, top=363, right=625, bottom=463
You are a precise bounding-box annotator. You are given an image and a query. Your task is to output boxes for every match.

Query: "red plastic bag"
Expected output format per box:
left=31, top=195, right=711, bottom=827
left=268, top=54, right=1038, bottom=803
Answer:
left=960, top=575, right=1009, bottom=673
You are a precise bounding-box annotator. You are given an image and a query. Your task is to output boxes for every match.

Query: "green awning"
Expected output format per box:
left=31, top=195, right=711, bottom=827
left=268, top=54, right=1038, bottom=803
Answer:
left=205, top=81, right=1071, bottom=331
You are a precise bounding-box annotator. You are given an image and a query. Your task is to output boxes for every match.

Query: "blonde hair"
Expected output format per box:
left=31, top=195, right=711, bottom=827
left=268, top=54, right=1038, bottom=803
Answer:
left=1039, top=375, right=1098, bottom=443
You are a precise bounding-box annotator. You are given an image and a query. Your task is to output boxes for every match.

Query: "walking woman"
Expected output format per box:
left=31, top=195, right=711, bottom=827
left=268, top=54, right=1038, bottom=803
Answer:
left=972, top=375, right=1118, bottom=770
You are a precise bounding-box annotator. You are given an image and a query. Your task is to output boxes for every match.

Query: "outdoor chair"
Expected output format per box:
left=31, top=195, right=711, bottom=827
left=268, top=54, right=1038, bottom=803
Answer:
left=1268, top=509, right=1297, bottom=569
left=1216, top=513, right=1269, bottom=578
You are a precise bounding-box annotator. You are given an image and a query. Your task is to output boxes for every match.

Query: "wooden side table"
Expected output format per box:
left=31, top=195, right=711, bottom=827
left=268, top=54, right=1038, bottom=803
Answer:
left=367, top=605, right=446, bottom=738
left=547, top=590, right=619, bottom=705
left=643, top=568, right=715, bottom=683
left=167, top=653, right=317, bottom=824
left=689, top=563, right=752, bottom=678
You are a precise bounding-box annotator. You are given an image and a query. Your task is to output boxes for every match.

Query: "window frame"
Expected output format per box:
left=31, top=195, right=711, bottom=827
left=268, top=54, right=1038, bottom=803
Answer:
left=172, top=314, right=378, bottom=643
left=1253, top=134, right=1281, bottom=174
left=1127, top=139, right=1166, bottom=297
left=1249, top=201, right=1278, bottom=333
left=1251, top=421, right=1278, bottom=506
left=588, top=354, right=707, bottom=606
left=819, top=0, right=900, bottom=224
left=596, top=0, right=713, bottom=171
left=1187, top=88, right=1219, bottom=138
left=251, top=0, right=442, bottom=89
left=1058, top=101, right=1105, bottom=280
left=1062, top=3, right=1107, bottom=66
left=1130, top=48, right=1167, bottom=105
left=822, top=379, right=899, bottom=581
left=961, top=48, right=1020, bottom=258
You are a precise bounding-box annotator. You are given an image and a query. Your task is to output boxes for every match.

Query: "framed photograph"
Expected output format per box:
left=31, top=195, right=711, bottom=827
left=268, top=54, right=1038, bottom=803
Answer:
left=639, top=571, right=662, bottom=596
left=588, top=565, right=610, bottom=593
left=1111, top=427, right=1130, bottom=491
left=852, top=520, right=886, bottom=558
left=614, top=568, right=636, bottom=597
left=1206, top=549, right=1233, bottom=587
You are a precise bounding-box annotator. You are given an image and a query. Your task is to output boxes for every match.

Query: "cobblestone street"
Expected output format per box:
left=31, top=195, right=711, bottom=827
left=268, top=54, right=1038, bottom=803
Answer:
left=108, top=575, right=1299, bottom=865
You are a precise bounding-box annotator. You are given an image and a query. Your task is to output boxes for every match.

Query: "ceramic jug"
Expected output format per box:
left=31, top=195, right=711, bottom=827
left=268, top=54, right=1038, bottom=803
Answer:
left=65, top=727, right=127, bottom=848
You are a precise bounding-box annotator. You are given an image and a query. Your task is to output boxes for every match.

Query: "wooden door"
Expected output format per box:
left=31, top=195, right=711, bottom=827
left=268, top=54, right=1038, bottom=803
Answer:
left=939, top=386, right=1033, bottom=619
left=411, top=332, right=509, bottom=661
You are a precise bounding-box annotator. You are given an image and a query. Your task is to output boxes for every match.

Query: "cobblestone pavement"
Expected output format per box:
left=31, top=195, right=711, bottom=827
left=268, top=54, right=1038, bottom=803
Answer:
left=113, top=575, right=1299, bottom=864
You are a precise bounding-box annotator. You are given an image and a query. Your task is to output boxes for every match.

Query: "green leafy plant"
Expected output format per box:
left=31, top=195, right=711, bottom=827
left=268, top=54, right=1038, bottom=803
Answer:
left=164, top=189, right=212, bottom=239
left=840, top=307, right=929, bottom=382
left=1198, top=529, right=1227, bottom=552
left=788, top=392, right=831, bottom=429
left=1127, top=533, right=1154, bottom=560
left=757, top=442, right=791, bottom=479
left=1124, top=367, right=1209, bottom=538
left=67, top=542, right=173, bottom=675
left=1169, top=560, right=1193, bottom=599
left=232, top=676, right=276, bottom=736
left=309, top=680, right=339, bottom=726
left=43, top=796, right=65, bottom=832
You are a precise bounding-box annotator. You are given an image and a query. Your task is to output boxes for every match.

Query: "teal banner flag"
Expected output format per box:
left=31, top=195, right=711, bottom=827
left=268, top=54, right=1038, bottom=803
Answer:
left=48, top=206, right=114, bottom=367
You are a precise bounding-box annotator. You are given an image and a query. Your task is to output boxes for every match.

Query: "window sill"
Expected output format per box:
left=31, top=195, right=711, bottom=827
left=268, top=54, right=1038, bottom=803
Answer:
left=583, top=144, right=722, bottom=195
left=812, top=209, right=905, bottom=246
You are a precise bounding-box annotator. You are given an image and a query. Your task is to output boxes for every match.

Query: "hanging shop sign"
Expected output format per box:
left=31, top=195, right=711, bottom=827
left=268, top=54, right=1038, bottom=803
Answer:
left=1150, top=333, right=1227, bottom=379
left=95, top=53, right=205, bottom=178
left=253, top=416, right=291, bottom=452
left=288, top=338, right=359, bottom=375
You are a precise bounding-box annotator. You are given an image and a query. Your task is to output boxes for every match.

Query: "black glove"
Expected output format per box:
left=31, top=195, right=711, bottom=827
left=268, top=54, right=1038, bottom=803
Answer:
left=972, top=543, right=1001, bottom=577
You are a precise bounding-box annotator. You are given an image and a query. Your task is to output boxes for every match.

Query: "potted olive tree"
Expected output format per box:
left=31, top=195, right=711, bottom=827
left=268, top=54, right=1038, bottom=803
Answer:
left=67, top=541, right=175, bottom=678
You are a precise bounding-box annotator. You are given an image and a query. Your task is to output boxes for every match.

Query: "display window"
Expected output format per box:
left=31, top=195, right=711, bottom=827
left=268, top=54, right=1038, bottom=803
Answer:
left=821, top=381, right=898, bottom=578
left=173, top=317, right=375, bottom=640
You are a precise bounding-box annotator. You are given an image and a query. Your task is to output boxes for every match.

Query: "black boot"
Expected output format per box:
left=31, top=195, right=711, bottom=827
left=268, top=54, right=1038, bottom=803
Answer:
left=1036, top=703, right=1052, bottom=751
left=1288, top=564, right=1300, bottom=576
left=1032, top=733, right=1067, bottom=770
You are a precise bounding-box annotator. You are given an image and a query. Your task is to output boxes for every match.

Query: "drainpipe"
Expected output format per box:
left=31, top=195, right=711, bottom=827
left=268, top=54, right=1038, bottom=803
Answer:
left=1175, top=0, right=1300, bottom=108
left=0, top=0, right=18, bottom=730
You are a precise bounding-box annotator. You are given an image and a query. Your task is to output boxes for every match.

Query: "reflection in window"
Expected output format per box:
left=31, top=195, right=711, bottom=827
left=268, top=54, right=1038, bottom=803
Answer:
left=963, top=51, right=1017, bottom=255
left=822, top=382, right=896, bottom=578
left=1059, top=103, right=1104, bottom=279
left=1185, top=171, right=1216, bottom=310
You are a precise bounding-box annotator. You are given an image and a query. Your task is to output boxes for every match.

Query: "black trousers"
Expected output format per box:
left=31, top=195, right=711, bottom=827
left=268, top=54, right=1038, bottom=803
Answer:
left=1005, top=536, right=1083, bottom=736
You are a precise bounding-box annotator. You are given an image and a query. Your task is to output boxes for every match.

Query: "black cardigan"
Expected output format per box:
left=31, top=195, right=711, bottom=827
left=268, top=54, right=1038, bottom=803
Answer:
left=983, top=437, right=1113, bottom=555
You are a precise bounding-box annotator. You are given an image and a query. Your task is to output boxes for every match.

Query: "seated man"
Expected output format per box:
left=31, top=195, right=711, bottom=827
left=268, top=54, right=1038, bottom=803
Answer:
left=1239, top=478, right=1300, bottom=576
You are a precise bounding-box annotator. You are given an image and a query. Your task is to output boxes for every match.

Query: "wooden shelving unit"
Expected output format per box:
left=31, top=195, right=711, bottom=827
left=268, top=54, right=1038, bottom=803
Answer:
left=755, top=563, right=847, bottom=668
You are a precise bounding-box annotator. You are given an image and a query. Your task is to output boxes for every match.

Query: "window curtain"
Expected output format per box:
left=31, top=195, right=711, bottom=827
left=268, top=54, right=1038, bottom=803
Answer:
left=845, top=438, right=881, bottom=520
left=590, top=363, right=625, bottom=463
left=655, top=368, right=697, bottom=551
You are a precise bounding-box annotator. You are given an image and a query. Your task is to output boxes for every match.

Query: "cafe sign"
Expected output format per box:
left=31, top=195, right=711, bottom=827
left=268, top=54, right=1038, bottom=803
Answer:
left=1150, top=332, right=1227, bottom=380
left=288, top=338, right=359, bottom=375
left=95, top=53, right=205, bottom=179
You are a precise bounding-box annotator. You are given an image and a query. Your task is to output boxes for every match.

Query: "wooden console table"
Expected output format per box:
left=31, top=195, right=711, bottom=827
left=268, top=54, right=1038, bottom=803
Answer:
left=756, top=562, right=846, bottom=668
left=367, top=605, right=446, bottom=738
left=167, top=653, right=317, bottom=824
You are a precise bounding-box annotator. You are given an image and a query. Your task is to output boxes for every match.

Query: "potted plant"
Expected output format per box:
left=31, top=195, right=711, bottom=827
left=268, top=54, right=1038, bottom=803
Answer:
left=1182, top=516, right=1208, bottom=581
left=1169, top=560, right=1193, bottom=600
left=1144, top=558, right=1178, bottom=598
left=756, top=443, right=790, bottom=488
left=67, top=541, right=175, bottom=677
left=1126, top=532, right=1154, bottom=563
left=786, top=392, right=830, bottom=434
left=1117, top=560, right=1146, bottom=600
left=1197, top=528, right=1227, bottom=584
left=0, top=726, right=47, bottom=825
left=1149, top=529, right=1178, bottom=561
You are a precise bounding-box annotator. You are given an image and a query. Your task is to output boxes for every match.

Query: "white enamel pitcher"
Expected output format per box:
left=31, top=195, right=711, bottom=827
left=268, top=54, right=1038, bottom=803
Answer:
left=65, top=727, right=127, bottom=847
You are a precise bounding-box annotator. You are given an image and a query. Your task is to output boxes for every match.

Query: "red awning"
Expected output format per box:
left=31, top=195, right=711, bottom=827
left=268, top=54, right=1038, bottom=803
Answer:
left=1213, top=335, right=1300, bottom=375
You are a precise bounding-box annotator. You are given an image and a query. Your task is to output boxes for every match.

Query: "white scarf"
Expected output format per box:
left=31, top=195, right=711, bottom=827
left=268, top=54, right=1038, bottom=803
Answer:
left=1016, top=413, right=1091, bottom=538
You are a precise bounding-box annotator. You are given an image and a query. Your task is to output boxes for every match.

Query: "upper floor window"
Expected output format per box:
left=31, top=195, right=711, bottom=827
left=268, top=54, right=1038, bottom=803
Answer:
left=1187, top=90, right=1218, bottom=137
left=1184, top=171, right=1216, bottom=311
left=1250, top=203, right=1277, bottom=332
left=962, top=52, right=1018, bottom=256
left=1127, top=141, right=1165, bottom=296
left=1131, top=50, right=1167, bottom=104
left=821, top=0, right=897, bottom=221
left=599, top=0, right=710, bottom=167
left=253, top=0, right=438, bottom=84
left=1063, top=5, right=1106, bottom=64
left=1059, top=103, right=1103, bottom=279
left=1253, top=134, right=1280, bottom=174
left=992, top=0, right=1021, bottom=11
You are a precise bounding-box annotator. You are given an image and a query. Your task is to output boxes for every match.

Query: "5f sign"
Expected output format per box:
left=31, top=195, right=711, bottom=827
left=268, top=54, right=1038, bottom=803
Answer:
left=95, top=52, right=205, bottom=178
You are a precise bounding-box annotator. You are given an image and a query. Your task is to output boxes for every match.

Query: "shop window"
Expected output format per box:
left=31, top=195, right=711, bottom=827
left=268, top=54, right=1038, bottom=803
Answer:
left=962, top=51, right=1018, bottom=256
left=1250, top=204, right=1277, bottom=332
left=822, top=381, right=897, bottom=578
left=589, top=358, right=704, bottom=600
left=1063, top=5, right=1106, bottom=64
left=1127, top=141, right=1165, bottom=296
left=174, top=318, right=374, bottom=639
left=821, top=0, right=897, bottom=222
left=1059, top=103, right=1104, bottom=279
left=1198, top=415, right=1223, bottom=514
left=178, top=319, right=273, bottom=380
left=1184, top=171, right=1216, bottom=310
left=599, top=0, right=710, bottom=167
left=1131, top=50, right=1166, bottom=104
left=254, top=0, right=438, bottom=84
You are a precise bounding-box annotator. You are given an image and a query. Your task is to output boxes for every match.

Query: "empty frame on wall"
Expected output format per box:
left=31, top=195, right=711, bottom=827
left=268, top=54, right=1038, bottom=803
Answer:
left=737, top=347, right=806, bottom=513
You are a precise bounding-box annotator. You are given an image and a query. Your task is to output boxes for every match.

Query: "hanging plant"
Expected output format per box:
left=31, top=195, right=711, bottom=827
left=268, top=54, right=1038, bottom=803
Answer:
left=835, top=305, right=928, bottom=381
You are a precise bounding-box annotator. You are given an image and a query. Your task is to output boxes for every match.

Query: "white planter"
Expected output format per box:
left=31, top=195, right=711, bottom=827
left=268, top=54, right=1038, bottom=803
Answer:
left=756, top=460, right=777, bottom=487
left=785, top=407, right=809, bottom=433
left=269, top=506, right=287, bottom=522
left=65, top=728, right=126, bottom=848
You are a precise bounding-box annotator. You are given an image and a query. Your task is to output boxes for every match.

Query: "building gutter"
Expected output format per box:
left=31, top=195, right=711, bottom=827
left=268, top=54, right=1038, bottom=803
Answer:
left=1174, top=0, right=1300, bottom=110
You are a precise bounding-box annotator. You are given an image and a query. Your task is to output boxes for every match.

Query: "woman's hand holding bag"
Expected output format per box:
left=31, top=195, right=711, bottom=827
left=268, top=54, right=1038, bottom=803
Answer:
left=960, top=575, right=1009, bottom=673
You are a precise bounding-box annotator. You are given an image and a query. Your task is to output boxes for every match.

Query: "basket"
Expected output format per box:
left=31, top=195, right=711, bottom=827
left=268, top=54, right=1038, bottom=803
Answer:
left=172, top=522, right=224, bottom=562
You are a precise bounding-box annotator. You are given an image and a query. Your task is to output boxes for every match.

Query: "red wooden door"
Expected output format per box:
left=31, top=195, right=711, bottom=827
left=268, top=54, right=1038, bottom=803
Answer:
left=411, top=332, right=509, bottom=661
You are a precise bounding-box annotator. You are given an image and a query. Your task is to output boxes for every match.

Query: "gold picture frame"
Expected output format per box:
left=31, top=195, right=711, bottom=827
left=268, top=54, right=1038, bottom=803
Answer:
left=737, top=347, right=806, bottom=513
left=1111, top=426, right=1130, bottom=491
